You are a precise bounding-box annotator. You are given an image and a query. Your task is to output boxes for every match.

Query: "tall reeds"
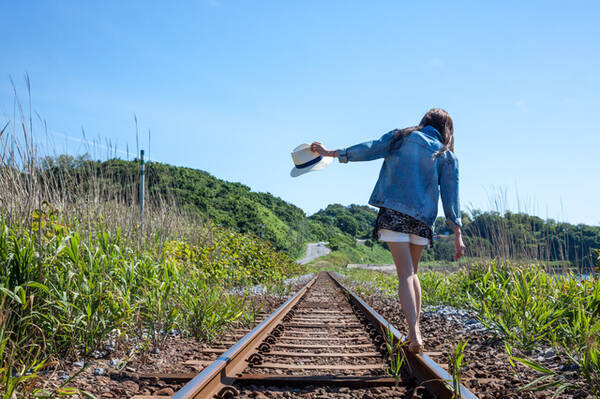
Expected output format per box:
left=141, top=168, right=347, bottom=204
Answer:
left=0, top=84, right=298, bottom=397
left=0, top=83, right=210, bottom=253
left=463, top=187, right=595, bottom=274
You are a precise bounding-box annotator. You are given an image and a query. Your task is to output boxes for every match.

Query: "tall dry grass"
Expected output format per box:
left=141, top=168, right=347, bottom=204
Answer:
left=463, top=187, right=586, bottom=274
left=0, top=83, right=297, bottom=398
left=0, top=87, right=203, bottom=252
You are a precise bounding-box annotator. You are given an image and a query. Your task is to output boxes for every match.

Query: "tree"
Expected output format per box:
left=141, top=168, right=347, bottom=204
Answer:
left=337, top=215, right=359, bottom=236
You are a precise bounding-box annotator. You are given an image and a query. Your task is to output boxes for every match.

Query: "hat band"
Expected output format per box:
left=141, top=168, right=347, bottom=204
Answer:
left=296, top=155, right=322, bottom=169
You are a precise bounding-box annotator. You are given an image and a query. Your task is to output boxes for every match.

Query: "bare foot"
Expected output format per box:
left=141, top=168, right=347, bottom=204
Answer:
left=408, top=340, right=424, bottom=353
left=408, top=326, right=424, bottom=353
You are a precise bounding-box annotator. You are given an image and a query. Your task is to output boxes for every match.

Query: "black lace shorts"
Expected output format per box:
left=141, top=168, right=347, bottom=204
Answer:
left=372, top=207, right=433, bottom=247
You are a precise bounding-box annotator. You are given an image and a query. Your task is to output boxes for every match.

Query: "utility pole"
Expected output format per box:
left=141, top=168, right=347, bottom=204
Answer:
left=140, top=149, right=145, bottom=233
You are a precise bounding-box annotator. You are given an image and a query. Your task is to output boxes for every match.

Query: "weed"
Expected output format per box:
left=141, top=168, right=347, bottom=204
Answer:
left=505, top=343, right=578, bottom=398
left=333, top=259, right=600, bottom=395
left=383, top=326, right=406, bottom=381
left=0, top=96, right=298, bottom=396
left=446, top=338, right=469, bottom=399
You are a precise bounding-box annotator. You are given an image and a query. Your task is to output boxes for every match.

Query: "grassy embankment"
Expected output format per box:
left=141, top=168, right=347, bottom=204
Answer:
left=305, top=255, right=600, bottom=395
left=312, top=233, right=394, bottom=266
left=0, top=122, right=300, bottom=398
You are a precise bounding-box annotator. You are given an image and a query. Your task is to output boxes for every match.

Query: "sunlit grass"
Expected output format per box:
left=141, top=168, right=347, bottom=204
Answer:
left=0, top=90, right=300, bottom=397
left=327, top=260, right=600, bottom=394
left=0, top=211, right=299, bottom=396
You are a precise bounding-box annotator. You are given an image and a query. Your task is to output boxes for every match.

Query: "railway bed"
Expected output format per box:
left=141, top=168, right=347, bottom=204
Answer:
left=128, top=272, right=477, bottom=399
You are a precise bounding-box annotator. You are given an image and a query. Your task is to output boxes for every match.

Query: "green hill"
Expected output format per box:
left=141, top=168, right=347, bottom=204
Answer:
left=44, top=155, right=600, bottom=270
left=43, top=156, right=335, bottom=257
left=309, top=204, right=379, bottom=238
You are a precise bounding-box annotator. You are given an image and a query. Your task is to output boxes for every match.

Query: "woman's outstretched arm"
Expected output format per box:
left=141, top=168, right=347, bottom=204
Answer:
left=311, top=129, right=397, bottom=163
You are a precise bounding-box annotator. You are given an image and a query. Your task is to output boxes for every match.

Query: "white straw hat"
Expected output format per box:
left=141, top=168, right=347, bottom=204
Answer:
left=290, top=143, right=333, bottom=177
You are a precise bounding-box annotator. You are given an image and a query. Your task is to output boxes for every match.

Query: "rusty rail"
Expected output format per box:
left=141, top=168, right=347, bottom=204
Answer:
left=168, top=271, right=478, bottom=399
left=328, top=271, right=478, bottom=399
left=173, top=274, right=318, bottom=399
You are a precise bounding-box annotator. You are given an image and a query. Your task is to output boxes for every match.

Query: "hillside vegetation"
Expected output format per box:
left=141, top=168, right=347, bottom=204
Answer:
left=43, top=155, right=600, bottom=271
left=1, top=116, right=598, bottom=396
left=43, top=155, right=337, bottom=258
left=311, top=203, right=600, bottom=272
left=0, top=130, right=301, bottom=397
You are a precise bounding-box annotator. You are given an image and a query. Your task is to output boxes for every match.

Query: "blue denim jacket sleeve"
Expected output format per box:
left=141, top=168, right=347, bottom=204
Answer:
left=337, top=130, right=397, bottom=163
left=439, top=153, right=462, bottom=229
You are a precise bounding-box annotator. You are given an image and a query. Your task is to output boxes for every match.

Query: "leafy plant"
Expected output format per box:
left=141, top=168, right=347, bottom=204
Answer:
left=334, top=259, right=600, bottom=395
left=383, top=325, right=406, bottom=380
left=178, top=277, right=246, bottom=342
left=505, top=343, right=577, bottom=398
left=581, top=339, right=600, bottom=396
left=446, top=338, right=469, bottom=399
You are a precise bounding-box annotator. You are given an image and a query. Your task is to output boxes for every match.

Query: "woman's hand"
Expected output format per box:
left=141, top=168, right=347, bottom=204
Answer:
left=454, top=227, right=466, bottom=261
left=311, top=142, right=337, bottom=158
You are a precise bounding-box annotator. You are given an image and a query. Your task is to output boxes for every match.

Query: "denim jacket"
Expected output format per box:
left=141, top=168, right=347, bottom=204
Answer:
left=337, top=125, right=461, bottom=231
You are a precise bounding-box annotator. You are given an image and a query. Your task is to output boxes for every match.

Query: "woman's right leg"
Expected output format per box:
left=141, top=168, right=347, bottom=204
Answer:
left=387, top=241, right=422, bottom=346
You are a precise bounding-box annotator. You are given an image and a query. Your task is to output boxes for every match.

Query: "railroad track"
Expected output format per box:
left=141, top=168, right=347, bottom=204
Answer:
left=130, top=272, right=477, bottom=398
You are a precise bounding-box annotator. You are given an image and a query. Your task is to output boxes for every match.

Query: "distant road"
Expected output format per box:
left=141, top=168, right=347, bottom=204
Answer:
left=297, top=242, right=331, bottom=265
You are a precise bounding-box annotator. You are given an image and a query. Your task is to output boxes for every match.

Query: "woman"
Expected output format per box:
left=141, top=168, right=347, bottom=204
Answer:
left=311, top=108, right=465, bottom=353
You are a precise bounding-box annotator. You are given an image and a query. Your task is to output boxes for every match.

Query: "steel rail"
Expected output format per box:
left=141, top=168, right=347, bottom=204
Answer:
left=328, top=271, right=478, bottom=399
left=173, top=275, right=318, bottom=399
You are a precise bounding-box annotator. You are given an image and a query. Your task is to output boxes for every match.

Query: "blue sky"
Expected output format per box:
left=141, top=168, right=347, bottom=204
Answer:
left=1, top=1, right=598, bottom=225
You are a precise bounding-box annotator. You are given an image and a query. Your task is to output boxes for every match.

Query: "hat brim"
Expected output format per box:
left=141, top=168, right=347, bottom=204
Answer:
left=290, top=156, right=333, bottom=177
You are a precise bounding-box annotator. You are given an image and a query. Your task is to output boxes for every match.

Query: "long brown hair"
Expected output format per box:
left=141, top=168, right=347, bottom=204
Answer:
left=389, top=108, right=454, bottom=158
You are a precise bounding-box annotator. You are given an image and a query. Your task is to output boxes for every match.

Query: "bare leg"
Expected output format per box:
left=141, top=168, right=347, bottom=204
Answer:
left=388, top=242, right=422, bottom=346
left=409, top=244, right=426, bottom=321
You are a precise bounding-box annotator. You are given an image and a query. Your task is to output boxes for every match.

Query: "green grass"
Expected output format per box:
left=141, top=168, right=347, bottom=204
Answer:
left=326, top=259, right=600, bottom=395
left=0, top=96, right=306, bottom=397
left=308, top=239, right=393, bottom=268
left=420, top=256, right=485, bottom=269
left=0, top=212, right=299, bottom=398
left=255, top=204, right=305, bottom=258
left=446, top=338, right=469, bottom=398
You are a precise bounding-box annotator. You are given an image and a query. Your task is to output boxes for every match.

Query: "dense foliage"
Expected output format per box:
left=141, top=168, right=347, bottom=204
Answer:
left=1, top=113, right=306, bottom=398
left=42, top=155, right=316, bottom=257
left=310, top=204, right=379, bottom=237
left=327, top=261, right=600, bottom=395
left=463, top=210, right=600, bottom=271
left=42, top=155, right=600, bottom=270
left=0, top=210, right=299, bottom=397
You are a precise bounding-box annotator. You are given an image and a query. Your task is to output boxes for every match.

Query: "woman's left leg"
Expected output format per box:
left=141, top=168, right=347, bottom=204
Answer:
left=409, top=244, right=426, bottom=322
